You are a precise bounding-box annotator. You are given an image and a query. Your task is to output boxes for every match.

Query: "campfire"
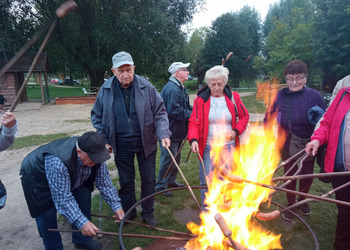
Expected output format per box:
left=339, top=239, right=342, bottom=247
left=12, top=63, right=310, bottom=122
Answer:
left=185, top=117, right=284, bottom=249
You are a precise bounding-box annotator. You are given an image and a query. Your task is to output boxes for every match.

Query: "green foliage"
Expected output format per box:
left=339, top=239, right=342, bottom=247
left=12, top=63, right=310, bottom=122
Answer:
left=257, top=1, right=316, bottom=81
left=311, top=0, right=350, bottom=81
left=33, top=0, right=205, bottom=87
left=200, top=7, right=261, bottom=88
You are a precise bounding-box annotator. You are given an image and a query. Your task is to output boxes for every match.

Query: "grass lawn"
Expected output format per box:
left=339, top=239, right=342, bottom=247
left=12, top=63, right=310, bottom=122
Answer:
left=19, top=84, right=338, bottom=250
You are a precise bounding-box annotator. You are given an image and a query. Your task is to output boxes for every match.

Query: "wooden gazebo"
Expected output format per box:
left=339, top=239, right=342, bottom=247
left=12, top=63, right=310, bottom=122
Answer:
left=0, top=51, right=50, bottom=106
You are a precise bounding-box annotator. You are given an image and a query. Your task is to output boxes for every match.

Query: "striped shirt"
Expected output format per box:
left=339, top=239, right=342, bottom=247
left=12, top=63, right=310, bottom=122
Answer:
left=44, top=154, right=121, bottom=229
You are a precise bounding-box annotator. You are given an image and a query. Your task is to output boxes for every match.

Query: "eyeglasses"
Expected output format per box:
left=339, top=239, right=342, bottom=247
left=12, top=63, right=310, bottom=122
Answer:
left=285, top=75, right=306, bottom=83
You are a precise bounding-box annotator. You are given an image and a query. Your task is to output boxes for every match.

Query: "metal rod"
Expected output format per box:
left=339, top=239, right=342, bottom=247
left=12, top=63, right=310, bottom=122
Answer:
left=164, top=145, right=202, bottom=211
left=185, top=148, right=192, bottom=162
left=257, top=180, right=350, bottom=221
left=221, top=170, right=350, bottom=208
left=91, top=214, right=196, bottom=237
left=163, top=136, right=187, bottom=179
left=48, top=228, right=191, bottom=241
left=273, top=171, right=350, bottom=181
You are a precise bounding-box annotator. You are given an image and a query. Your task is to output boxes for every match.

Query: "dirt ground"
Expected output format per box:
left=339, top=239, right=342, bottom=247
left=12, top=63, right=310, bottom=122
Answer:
left=0, top=101, right=116, bottom=250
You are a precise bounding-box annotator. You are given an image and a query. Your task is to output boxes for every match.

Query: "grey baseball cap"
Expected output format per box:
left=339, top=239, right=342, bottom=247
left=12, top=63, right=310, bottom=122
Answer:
left=112, top=51, right=134, bottom=68
left=168, top=62, right=190, bottom=74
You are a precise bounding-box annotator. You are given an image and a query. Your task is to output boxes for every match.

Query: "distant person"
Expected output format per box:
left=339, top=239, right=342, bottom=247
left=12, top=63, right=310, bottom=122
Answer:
left=0, top=94, right=7, bottom=110
left=155, top=62, right=193, bottom=197
left=263, top=59, right=326, bottom=222
left=305, top=87, right=350, bottom=250
left=188, top=65, right=249, bottom=210
left=91, top=51, right=171, bottom=226
left=0, top=111, right=17, bottom=151
left=20, top=131, right=124, bottom=250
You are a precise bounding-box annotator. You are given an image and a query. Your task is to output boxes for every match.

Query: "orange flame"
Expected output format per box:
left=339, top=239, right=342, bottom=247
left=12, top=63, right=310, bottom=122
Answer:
left=185, top=86, right=285, bottom=249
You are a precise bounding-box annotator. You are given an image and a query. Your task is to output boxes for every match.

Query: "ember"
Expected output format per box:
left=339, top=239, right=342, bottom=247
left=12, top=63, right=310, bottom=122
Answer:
left=185, top=120, right=284, bottom=249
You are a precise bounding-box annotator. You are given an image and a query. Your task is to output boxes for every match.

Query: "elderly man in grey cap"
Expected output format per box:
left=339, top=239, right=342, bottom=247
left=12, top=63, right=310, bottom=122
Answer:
left=91, top=51, right=171, bottom=227
left=155, top=62, right=192, bottom=197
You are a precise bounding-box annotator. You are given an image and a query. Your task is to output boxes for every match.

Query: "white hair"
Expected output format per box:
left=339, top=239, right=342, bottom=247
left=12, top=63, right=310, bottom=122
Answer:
left=205, top=65, right=229, bottom=84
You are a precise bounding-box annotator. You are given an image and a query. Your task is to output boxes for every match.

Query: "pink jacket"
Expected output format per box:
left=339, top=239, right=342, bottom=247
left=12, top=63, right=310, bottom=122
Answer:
left=311, top=87, right=350, bottom=172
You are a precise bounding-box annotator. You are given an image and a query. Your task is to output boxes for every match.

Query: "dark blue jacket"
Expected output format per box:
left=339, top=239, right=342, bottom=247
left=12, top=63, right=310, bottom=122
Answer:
left=264, top=86, right=326, bottom=149
left=161, top=76, right=192, bottom=141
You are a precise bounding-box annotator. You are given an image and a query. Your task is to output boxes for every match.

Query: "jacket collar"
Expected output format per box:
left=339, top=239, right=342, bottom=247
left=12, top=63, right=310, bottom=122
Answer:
left=197, top=84, right=232, bottom=102
left=169, top=76, right=183, bottom=88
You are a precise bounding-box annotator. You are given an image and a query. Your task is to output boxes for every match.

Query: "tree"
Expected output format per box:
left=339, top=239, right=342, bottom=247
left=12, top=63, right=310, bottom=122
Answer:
left=22, top=0, right=205, bottom=87
left=256, top=0, right=315, bottom=80
left=311, top=0, right=350, bottom=90
left=0, top=0, right=37, bottom=54
left=200, top=6, right=261, bottom=88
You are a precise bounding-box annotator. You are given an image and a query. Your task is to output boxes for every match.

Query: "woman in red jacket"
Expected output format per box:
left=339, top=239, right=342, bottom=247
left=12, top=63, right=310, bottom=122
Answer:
left=188, top=65, right=249, bottom=210
left=306, top=87, right=350, bottom=250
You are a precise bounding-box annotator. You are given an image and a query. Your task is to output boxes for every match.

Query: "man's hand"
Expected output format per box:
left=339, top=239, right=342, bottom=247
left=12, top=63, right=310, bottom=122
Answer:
left=305, top=140, right=320, bottom=156
left=81, top=221, right=99, bottom=236
left=191, top=141, right=199, bottom=153
left=1, top=111, right=16, bottom=128
left=112, top=209, right=125, bottom=222
left=161, top=138, right=171, bottom=148
left=105, top=143, right=112, bottom=153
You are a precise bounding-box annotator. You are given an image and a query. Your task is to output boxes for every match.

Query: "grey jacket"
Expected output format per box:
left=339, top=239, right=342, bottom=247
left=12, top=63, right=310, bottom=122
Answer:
left=91, top=74, right=171, bottom=157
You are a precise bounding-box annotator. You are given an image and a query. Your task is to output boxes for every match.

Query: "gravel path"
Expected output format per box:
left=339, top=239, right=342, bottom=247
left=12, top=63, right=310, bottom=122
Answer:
left=0, top=102, right=116, bottom=250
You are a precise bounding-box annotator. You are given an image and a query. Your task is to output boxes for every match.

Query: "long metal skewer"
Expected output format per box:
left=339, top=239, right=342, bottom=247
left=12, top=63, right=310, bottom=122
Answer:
left=164, top=145, right=201, bottom=211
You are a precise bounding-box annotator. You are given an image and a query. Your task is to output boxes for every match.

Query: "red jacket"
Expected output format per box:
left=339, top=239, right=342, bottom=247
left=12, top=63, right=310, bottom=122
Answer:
left=188, top=85, right=249, bottom=157
left=312, top=87, right=350, bottom=172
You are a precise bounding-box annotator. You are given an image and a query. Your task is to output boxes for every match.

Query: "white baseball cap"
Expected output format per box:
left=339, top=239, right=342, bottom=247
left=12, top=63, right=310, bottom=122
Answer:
left=168, top=62, right=190, bottom=74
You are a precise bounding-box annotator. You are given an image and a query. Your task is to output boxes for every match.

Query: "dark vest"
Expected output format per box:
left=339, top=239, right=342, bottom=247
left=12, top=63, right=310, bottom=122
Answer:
left=20, top=137, right=100, bottom=218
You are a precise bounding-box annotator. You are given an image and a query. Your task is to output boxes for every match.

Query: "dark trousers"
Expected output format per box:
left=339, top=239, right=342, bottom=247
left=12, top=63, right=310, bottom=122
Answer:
left=35, top=184, right=92, bottom=250
left=155, top=140, right=182, bottom=191
left=331, top=175, right=350, bottom=250
left=115, top=141, right=156, bottom=218
left=282, top=152, right=315, bottom=205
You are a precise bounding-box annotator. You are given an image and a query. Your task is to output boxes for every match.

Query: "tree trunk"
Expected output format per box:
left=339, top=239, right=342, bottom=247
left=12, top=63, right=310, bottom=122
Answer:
left=89, top=70, right=105, bottom=89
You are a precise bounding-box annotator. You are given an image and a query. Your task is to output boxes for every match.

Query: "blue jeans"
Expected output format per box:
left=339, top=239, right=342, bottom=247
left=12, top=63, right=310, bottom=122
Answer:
left=35, top=184, right=92, bottom=250
left=199, top=142, right=235, bottom=210
left=115, top=141, right=156, bottom=217
left=156, top=140, right=182, bottom=191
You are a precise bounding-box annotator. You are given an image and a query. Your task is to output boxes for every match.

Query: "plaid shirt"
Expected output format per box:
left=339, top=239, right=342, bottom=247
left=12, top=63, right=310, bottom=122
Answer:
left=44, top=154, right=121, bottom=229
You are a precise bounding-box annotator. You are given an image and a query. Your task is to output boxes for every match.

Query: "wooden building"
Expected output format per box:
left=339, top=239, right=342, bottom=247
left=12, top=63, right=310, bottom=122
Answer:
left=0, top=51, right=50, bottom=106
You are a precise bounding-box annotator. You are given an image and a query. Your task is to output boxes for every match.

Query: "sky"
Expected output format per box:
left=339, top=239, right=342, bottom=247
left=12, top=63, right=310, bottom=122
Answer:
left=189, top=0, right=280, bottom=30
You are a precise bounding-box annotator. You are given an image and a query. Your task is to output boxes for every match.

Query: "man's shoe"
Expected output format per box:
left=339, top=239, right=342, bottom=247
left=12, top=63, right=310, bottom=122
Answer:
left=168, top=182, right=184, bottom=188
left=143, top=215, right=157, bottom=227
left=299, top=203, right=311, bottom=216
left=282, top=210, right=294, bottom=222
left=75, top=240, right=103, bottom=250
left=161, top=191, right=173, bottom=197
